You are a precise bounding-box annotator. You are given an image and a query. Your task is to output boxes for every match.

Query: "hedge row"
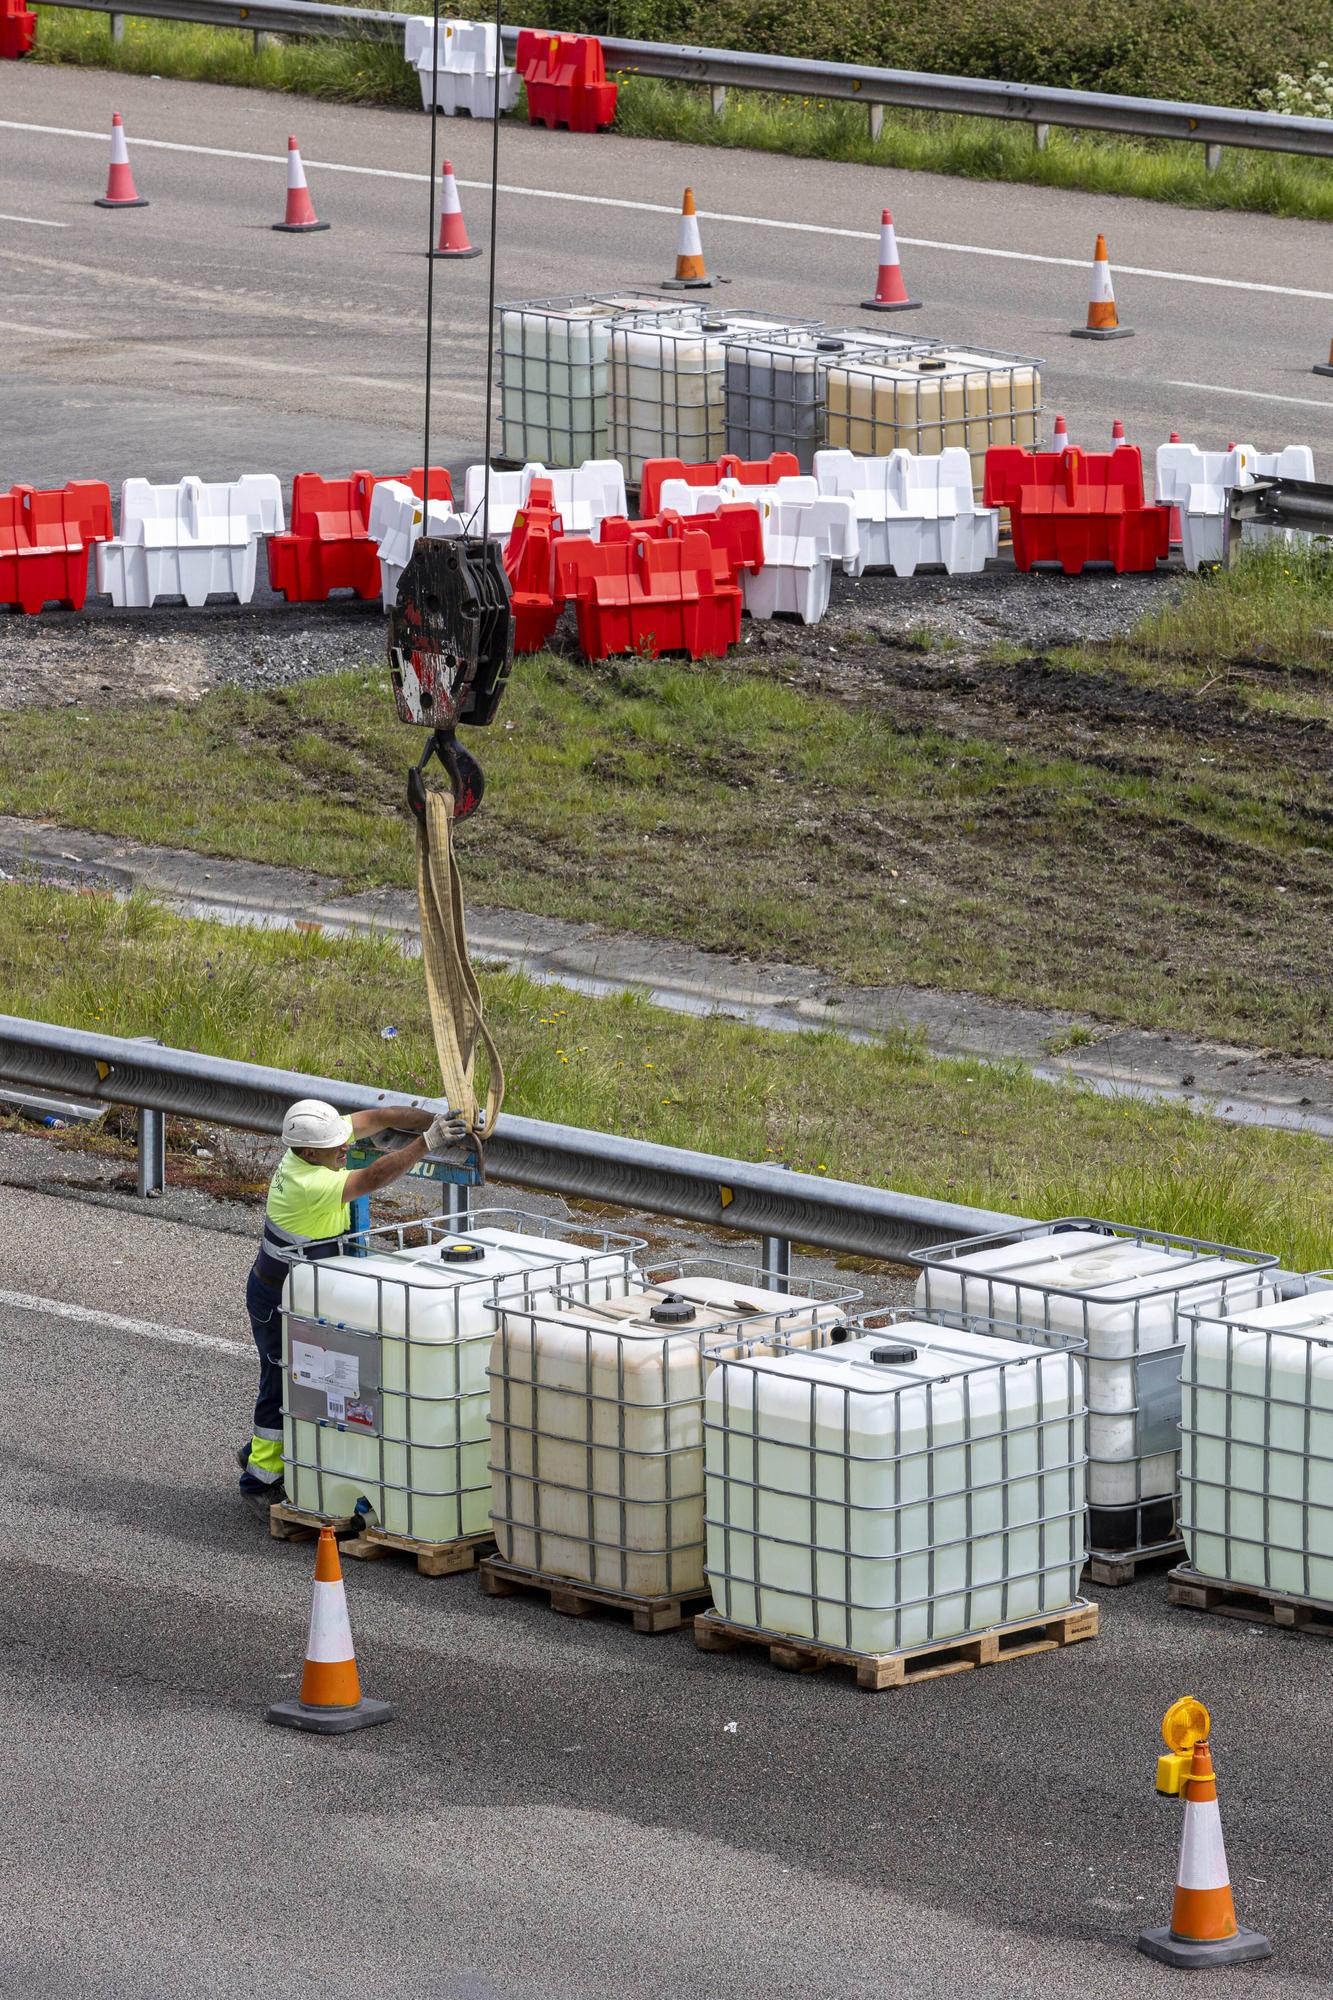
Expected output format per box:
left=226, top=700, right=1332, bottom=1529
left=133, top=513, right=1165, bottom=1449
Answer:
left=505, top=0, right=1332, bottom=111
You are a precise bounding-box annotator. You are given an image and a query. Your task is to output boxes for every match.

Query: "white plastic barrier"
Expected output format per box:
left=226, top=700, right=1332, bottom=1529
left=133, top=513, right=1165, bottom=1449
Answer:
left=1155, top=442, right=1316, bottom=567
left=656, top=474, right=859, bottom=624
left=461, top=460, right=628, bottom=540
left=403, top=18, right=519, bottom=116
left=813, top=447, right=999, bottom=577
left=369, top=479, right=461, bottom=610
left=95, top=474, right=284, bottom=608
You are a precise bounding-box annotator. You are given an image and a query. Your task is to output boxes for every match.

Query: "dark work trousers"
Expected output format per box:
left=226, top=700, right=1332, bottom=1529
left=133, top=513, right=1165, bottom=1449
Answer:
left=240, top=1263, right=285, bottom=1493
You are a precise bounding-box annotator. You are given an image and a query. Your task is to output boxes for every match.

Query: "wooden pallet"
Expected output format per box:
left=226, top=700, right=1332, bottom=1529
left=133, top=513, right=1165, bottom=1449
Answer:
left=1167, top=1565, right=1333, bottom=1637
left=693, top=1600, right=1100, bottom=1692
left=269, top=1502, right=493, bottom=1577
left=1082, top=1539, right=1184, bottom=1590
left=479, top=1555, right=711, bottom=1634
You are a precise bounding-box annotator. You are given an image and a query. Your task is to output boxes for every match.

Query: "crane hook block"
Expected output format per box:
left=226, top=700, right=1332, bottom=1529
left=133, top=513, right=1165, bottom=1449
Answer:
left=388, top=533, right=514, bottom=735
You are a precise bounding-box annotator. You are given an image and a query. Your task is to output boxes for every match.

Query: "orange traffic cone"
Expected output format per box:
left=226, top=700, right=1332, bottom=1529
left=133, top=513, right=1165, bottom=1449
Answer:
left=1110, top=418, right=1126, bottom=444
left=273, top=135, right=329, bottom=234
left=662, top=187, right=710, bottom=290
left=266, top=1526, right=392, bottom=1734
left=1072, top=232, right=1131, bottom=340
left=429, top=160, right=481, bottom=260
left=1165, top=429, right=1183, bottom=545
left=1051, top=413, right=1069, bottom=451
left=94, top=113, right=149, bottom=210
left=1315, top=336, right=1333, bottom=379
left=862, top=209, right=921, bottom=312
left=1138, top=1739, right=1271, bottom=1968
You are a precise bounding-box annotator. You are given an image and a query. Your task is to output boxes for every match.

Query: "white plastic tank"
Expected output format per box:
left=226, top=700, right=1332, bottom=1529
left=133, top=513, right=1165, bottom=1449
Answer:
left=1181, top=1277, right=1333, bottom=1599
left=281, top=1210, right=643, bottom=1542
left=705, top=1321, right=1086, bottom=1654
left=489, top=1260, right=859, bottom=1598
left=912, top=1221, right=1278, bottom=1554
left=610, top=311, right=817, bottom=485
left=497, top=294, right=674, bottom=467
left=822, top=343, right=1043, bottom=496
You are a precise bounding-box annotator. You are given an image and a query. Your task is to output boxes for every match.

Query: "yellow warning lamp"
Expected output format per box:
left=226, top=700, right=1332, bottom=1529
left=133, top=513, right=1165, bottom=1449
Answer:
left=1156, top=1697, right=1210, bottom=1797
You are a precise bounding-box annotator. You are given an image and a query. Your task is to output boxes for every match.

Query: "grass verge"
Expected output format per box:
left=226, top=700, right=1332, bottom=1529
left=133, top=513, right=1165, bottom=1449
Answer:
left=2, top=552, right=1329, bottom=1056
left=8, top=877, right=1332, bottom=1268
left=31, top=7, right=1333, bottom=225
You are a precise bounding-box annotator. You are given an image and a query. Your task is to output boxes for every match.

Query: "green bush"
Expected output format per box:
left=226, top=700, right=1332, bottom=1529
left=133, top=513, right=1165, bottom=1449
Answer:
left=505, top=0, right=1333, bottom=111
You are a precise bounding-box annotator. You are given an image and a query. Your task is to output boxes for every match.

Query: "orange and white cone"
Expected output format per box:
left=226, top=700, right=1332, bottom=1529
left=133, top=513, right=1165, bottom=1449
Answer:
left=862, top=208, right=921, bottom=312
left=1165, top=429, right=1183, bottom=545
left=662, top=187, right=711, bottom=290
left=273, top=135, right=330, bottom=234
left=1051, top=413, right=1069, bottom=451
left=1315, top=336, right=1333, bottom=379
left=429, top=160, right=481, bottom=260
left=1110, top=417, right=1126, bottom=445
left=94, top=112, right=149, bottom=210
left=1072, top=232, right=1132, bottom=340
left=266, top=1526, right=393, bottom=1734
left=1138, top=1742, right=1271, bottom=1967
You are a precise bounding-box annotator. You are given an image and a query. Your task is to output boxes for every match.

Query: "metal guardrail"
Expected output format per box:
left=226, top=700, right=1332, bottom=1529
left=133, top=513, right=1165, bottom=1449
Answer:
left=0, top=1015, right=1026, bottom=1261
left=37, top=0, right=1333, bottom=166
left=1226, top=475, right=1333, bottom=563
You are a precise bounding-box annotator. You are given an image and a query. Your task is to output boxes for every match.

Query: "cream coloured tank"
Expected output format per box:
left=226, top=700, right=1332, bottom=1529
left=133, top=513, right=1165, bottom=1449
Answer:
left=282, top=1215, right=641, bottom=1541
left=1182, top=1283, right=1333, bottom=1599
left=489, top=1265, right=856, bottom=1598
left=705, top=1323, right=1085, bottom=1654
left=822, top=345, right=1042, bottom=496
left=610, top=312, right=816, bottom=484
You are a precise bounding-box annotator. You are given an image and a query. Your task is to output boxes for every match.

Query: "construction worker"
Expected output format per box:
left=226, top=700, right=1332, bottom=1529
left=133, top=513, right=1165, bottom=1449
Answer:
left=238, top=1096, right=462, bottom=1511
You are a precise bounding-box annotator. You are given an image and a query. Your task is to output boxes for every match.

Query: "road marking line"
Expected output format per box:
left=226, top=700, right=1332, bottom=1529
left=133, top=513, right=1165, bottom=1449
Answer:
left=1166, top=377, right=1333, bottom=411
left=0, top=211, right=70, bottom=229
left=3, top=118, right=1331, bottom=302
left=0, top=1286, right=248, bottom=1359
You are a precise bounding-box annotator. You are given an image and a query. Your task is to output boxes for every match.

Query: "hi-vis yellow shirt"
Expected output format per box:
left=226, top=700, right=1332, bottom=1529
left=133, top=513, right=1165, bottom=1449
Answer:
left=266, top=1149, right=350, bottom=1242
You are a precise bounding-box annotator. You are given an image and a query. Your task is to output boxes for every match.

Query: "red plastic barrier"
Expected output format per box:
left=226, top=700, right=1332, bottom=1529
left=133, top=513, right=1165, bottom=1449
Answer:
left=503, top=477, right=568, bottom=654
left=516, top=30, right=617, bottom=134
left=0, top=0, right=36, bottom=59
left=557, top=505, right=761, bottom=661
left=982, top=444, right=1169, bottom=574
left=0, top=482, right=112, bottom=614
left=639, top=452, right=801, bottom=518
left=268, top=466, right=453, bottom=602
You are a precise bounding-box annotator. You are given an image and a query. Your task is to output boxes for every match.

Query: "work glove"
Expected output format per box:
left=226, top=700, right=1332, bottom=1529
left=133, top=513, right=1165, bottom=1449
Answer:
left=423, top=1111, right=470, bottom=1152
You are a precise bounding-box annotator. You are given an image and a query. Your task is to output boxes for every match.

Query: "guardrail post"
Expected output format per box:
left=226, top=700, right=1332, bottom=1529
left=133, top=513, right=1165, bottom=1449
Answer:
left=760, top=1233, right=791, bottom=1287
left=867, top=103, right=884, bottom=143
left=445, top=1180, right=468, bottom=1230
left=710, top=84, right=726, bottom=117
left=136, top=1108, right=165, bottom=1199
left=1033, top=122, right=1050, bottom=151
left=1204, top=142, right=1221, bottom=173
left=109, top=10, right=125, bottom=39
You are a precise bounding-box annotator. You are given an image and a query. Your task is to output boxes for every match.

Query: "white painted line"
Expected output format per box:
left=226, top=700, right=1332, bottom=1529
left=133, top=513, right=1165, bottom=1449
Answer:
left=3, top=118, right=1331, bottom=302
left=1166, top=377, right=1333, bottom=411
left=0, top=1285, right=248, bottom=1358
left=0, top=211, right=71, bottom=229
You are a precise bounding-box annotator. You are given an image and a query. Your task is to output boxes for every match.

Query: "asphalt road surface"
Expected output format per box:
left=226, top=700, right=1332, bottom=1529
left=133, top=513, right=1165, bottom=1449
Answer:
left=3, top=65, right=1333, bottom=494
left=1, top=1135, right=1330, bottom=1998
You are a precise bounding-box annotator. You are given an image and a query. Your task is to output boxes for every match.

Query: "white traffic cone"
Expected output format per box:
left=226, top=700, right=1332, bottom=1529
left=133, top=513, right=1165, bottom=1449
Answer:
left=266, top=1526, right=392, bottom=1734
left=1072, top=232, right=1132, bottom=340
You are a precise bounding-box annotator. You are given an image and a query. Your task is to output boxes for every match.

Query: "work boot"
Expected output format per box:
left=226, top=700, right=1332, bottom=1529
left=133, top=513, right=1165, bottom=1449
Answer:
left=242, top=1483, right=286, bottom=1520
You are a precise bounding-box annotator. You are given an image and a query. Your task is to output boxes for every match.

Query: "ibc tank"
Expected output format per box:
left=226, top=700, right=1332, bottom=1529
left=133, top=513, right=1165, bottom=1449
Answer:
left=610, top=311, right=818, bottom=485
left=705, top=1319, right=1086, bottom=1655
left=822, top=344, right=1043, bottom=496
left=489, top=1259, right=859, bottom=1599
left=723, top=328, right=828, bottom=472
left=281, top=1209, right=643, bottom=1542
left=497, top=294, right=672, bottom=466
left=913, top=1220, right=1279, bottom=1554
left=1182, top=1277, right=1333, bottom=1600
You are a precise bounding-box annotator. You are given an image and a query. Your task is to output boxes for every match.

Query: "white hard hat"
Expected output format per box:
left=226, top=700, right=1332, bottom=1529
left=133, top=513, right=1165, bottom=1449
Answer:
left=282, top=1099, right=354, bottom=1150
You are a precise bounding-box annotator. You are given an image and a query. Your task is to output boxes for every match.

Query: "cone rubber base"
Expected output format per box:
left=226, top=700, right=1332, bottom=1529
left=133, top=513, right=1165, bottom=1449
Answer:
left=1071, top=326, right=1133, bottom=340
left=273, top=221, right=331, bottom=233
left=1314, top=362, right=1333, bottom=377
left=1137, top=1926, right=1272, bottom=1969
left=862, top=297, right=922, bottom=312
left=266, top=1696, right=393, bottom=1734
left=662, top=277, right=711, bottom=289
left=428, top=246, right=483, bottom=259
left=95, top=197, right=149, bottom=209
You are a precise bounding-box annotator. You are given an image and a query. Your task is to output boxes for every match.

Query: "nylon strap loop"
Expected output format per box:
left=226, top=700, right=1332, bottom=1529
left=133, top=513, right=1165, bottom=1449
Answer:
left=415, top=788, right=504, bottom=1138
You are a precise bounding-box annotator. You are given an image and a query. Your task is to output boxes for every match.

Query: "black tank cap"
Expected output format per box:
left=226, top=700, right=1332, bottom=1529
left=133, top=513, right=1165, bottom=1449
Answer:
left=871, top=1343, right=918, bottom=1365
left=649, top=1292, right=697, bottom=1324
left=441, top=1241, right=486, bottom=1262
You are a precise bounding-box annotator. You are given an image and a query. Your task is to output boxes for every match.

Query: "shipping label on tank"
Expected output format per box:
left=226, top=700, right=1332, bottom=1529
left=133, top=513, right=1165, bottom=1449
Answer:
left=286, top=1316, right=381, bottom=1437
